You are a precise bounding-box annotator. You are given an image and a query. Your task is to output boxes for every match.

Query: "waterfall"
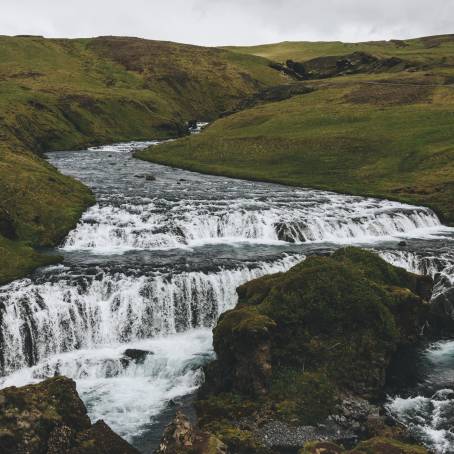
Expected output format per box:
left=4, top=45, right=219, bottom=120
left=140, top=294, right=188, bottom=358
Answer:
left=378, top=249, right=454, bottom=303
left=62, top=201, right=443, bottom=254
left=0, top=255, right=303, bottom=376
left=382, top=251, right=454, bottom=453
left=385, top=340, right=454, bottom=454
left=0, top=329, right=214, bottom=442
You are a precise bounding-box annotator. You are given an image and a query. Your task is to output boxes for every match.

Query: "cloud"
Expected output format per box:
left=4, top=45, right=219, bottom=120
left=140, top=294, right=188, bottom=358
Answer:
left=1, top=0, right=453, bottom=45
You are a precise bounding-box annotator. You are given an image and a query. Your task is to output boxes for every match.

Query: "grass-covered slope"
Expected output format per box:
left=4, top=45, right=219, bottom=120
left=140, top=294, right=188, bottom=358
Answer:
left=0, top=35, right=285, bottom=284
left=137, top=71, right=454, bottom=224
left=0, top=35, right=283, bottom=150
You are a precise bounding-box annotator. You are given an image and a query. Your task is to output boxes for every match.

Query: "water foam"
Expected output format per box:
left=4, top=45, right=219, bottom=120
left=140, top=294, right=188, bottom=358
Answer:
left=62, top=200, right=444, bottom=254
left=0, top=255, right=303, bottom=376
left=386, top=341, right=454, bottom=453
left=379, top=249, right=454, bottom=303
left=0, top=329, right=213, bottom=442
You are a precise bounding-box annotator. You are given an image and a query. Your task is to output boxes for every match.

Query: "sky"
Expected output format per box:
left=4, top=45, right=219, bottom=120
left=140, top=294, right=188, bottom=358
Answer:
left=2, top=0, right=454, bottom=46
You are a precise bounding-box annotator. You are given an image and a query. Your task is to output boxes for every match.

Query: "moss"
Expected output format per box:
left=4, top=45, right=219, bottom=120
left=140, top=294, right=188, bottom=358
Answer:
left=231, top=248, right=430, bottom=394
left=0, top=377, right=90, bottom=453
left=252, top=254, right=401, bottom=394
left=0, top=377, right=139, bottom=453
left=196, top=393, right=259, bottom=426
left=349, top=437, right=429, bottom=454
left=217, top=427, right=262, bottom=453
left=298, top=437, right=429, bottom=454
left=214, top=307, right=276, bottom=342
left=272, top=370, right=338, bottom=425
left=0, top=237, right=62, bottom=285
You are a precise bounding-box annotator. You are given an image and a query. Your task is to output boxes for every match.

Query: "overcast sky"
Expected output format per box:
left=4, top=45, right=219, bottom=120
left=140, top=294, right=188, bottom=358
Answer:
left=2, top=0, right=453, bottom=46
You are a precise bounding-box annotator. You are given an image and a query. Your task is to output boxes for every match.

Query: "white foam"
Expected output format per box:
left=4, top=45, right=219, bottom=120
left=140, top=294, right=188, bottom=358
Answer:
left=386, top=340, right=454, bottom=453
left=0, top=255, right=303, bottom=376
left=0, top=329, right=213, bottom=442
left=62, top=198, right=448, bottom=254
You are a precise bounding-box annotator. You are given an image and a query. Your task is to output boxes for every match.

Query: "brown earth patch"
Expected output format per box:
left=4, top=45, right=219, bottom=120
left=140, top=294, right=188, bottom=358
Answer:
left=345, top=83, right=433, bottom=106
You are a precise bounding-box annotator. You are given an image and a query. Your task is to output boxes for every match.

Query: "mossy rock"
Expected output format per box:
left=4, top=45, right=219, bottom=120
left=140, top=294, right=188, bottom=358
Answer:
left=348, top=437, right=429, bottom=454
left=298, top=437, right=428, bottom=454
left=210, top=248, right=431, bottom=402
left=198, top=248, right=433, bottom=449
left=0, top=376, right=138, bottom=454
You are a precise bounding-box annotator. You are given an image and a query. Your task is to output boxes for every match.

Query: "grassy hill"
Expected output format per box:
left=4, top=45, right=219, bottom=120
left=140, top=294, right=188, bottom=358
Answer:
left=0, top=35, right=285, bottom=284
left=223, top=34, right=454, bottom=65
left=137, top=35, right=454, bottom=225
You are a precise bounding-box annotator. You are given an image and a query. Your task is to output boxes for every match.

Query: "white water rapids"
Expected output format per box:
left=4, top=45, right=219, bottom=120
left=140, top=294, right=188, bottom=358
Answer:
left=0, top=138, right=453, bottom=452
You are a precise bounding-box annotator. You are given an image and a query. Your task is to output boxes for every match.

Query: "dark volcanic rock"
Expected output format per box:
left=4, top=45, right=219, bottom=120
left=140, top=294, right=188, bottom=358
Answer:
left=221, top=83, right=314, bottom=117
left=272, top=51, right=419, bottom=81
left=134, top=173, right=156, bottom=180
left=0, top=376, right=139, bottom=454
left=187, top=119, right=198, bottom=130
left=123, top=348, right=154, bottom=363
left=72, top=420, right=139, bottom=454
left=275, top=222, right=306, bottom=243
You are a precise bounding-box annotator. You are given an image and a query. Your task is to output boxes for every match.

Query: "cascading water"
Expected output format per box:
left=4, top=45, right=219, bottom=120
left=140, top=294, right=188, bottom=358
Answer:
left=377, top=245, right=454, bottom=453
left=0, top=255, right=302, bottom=377
left=386, top=340, right=454, bottom=454
left=62, top=190, right=443, bottom=253
left=1, top=137, right=454, bottom=452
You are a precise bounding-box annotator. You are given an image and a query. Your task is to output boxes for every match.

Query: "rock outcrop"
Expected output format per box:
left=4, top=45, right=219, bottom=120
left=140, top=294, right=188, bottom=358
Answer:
left=271, top=52, right=419, bottom=80
left=196, top=248, right=433, bottom=453
left=0, top=376, right=139, bottom=454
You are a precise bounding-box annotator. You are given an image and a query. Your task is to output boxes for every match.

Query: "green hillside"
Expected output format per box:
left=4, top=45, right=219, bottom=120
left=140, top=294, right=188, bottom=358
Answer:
left=137, top=36, right=454, bottom=225
left=0, top=35, right=285, bottom=284
left=223, top=34, right=454, bottom=65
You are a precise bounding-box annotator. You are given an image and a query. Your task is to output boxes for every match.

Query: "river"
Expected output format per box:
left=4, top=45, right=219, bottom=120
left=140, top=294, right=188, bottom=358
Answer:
left=0, top=138, right=453, bottom=452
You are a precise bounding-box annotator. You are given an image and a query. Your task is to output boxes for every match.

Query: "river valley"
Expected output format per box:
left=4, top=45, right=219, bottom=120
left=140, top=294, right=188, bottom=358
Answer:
left=1, top=138, right=454, bottom=453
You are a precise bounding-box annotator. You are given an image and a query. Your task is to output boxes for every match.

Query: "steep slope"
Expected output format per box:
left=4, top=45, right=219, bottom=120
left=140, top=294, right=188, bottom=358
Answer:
left=0, top=35, right=285, bottom=284
left=137, top=36, right=454, bottom=225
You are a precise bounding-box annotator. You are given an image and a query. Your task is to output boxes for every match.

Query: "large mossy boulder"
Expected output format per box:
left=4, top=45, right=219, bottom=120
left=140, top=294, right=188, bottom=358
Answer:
left=0, top=376, right=139, bottom=454
left=198, top=248, right=432, bottom=452
left=207, top=248, right=432, bottom=401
